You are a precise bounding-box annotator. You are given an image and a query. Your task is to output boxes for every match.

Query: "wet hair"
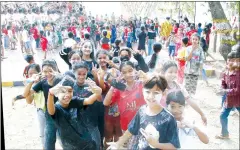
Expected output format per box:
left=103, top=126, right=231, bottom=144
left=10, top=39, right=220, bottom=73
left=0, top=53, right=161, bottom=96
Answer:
left=115, top=39, right=121, bottom=46
left=150, top=25, right=154, bottom=30
left=24, top=55, right=34, bottom=63
left=68, top=50, right=82, bottom=60
left=191, top=33, right=200, bottom=40
left=166, top=90, right=185, bottom=106
left=198, top=23, right=202, bottom=27
left=102, top=30, right=107, bottom=37
left=60, top=75, right=75, bottom=88
left=148, top=43, right=162, bottom=69
left=26, top=64, right=41, bottom=75
left=119, top=61, right=134, bottom=71
left=141, top=26, right=145, bottom=31
left=119, top=47, right=131, bottom=57
left=175, top=23, right=179, bottom=28
left=96, top=50, right=111, bottom=59
left=162, top=60, right=178, bottom=73
left=73, top=62, right=89, bottom=72
left=182, top=37, right=189, bottom=46
left=68, top=32, right=74, bottom=38
left=144, top=75, right=168, bottom=92
left=227, top=52, right=235, bottom=59
left=42, top=59, right=60, bottom=72
left=84, top=32, right=90, bottom=39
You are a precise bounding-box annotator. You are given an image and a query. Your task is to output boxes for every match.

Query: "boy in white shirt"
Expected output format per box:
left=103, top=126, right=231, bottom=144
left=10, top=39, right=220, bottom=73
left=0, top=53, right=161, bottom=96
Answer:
left=166, top=90, right=209, bottom=149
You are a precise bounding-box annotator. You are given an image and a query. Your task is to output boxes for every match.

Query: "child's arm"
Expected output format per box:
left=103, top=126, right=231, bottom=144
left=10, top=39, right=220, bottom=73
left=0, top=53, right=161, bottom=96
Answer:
left=24, top=82, right=35, bottom=104
left=193, top=126, right=209, bottom=144
left=47, top=92, right=55, bottom=115
left=103, top=87, right=116, bottom=106
left=107, top=130, right=133, bottom=149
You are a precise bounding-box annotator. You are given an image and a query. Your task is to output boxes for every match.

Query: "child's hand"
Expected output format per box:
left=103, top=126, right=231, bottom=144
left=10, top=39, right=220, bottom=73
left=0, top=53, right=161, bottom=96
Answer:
left=181, top=120, right=195, bottom=129
left=91, top=63, right=98, bottom=76
left=137, top=70, right=148, bottom=82
left=140, top=128, right=159, bottom=148
left=106, top=142, right=124, bottom=150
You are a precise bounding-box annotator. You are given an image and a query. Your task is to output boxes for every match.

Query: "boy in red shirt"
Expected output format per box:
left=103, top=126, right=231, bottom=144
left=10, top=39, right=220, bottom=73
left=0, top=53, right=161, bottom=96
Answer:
left=30, top=24, right=40, bottom=49
left=40, top=31, right=48, bottom=60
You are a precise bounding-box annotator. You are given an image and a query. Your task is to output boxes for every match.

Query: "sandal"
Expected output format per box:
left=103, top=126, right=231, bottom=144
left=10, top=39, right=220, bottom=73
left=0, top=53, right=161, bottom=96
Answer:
left=215, top=134, right=229, bottom=139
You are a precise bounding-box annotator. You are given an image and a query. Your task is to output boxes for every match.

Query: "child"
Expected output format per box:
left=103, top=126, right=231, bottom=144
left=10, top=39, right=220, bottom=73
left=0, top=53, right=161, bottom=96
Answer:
left=106, top=26, right=111, bottom=40
left=107, top=75, right=181, bottom=149
left=101, top=30, right=110, bottom=50
left=126, top=31, right=133, bottom=49
left=167, top=31, right=177, bottom=60
left=110, top=39, right=121, bottom=57
left=176, top=37, right=188, bottom=84
left=161, top=60, right=207, bottom=124
left=23, top=64, right=46, bottom=148
left=12, top=55, right=36, bottom=105
left=166, top=90, right=209, bottom=149
left=216, top=49, right=240, bottom=139
left=48, top=75, right=102, bottom=149
left=137, top=26, right=147, bottom=56
left=40, top=30, right=48, bottom=59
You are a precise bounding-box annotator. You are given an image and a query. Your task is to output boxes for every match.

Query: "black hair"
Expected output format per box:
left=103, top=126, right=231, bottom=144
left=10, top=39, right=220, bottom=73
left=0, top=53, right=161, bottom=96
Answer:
left=42, top=59, right=60, bottom=72
left=198, top=23, right=202, bottom=27
left=96, top=50, right=111, bottom=59
left=119, top=47, right=132, bottom=57
left=162, top=60, right=178, bottom=73
left=115, top=39, right=121, bottom=46
left=102, top=30, right=107, bottom=37
left=119, top=61, right=134, bottom=71
left=148, top=43, right=162, bottom=69
left=175, top=23, right=179, bottom=28
left=26, top=63, right=41, bottom=75
left=182, top=37, right=189, bottom=46
left=184, top=17, right=189, bottom=23
left=73, top=62, right=89, bottom=72
left=68, top=32, right=74, bottom=38
left=190, top=24, right=195, bottom=30
left=84, top=32, right=90, bottom=39
left=166, top=90, right=185, bottom=106
left=150, top=25, right=154, bottom=30
left=227, top=52, right=235, bottom=59
left=144, top=75, right=168, bottom=92
left=141, top=26, right=145, bottom=31
left=68, top=50, right=81, bottom=60
left=191, top=33, right=200, bottom=40
left=24, top=55, right=34, bottom=63
left=60, top=75, right=75, bottom=88
left=112, top=57, right=120, bottom=64
left=106, top=26, right=110, bottom=30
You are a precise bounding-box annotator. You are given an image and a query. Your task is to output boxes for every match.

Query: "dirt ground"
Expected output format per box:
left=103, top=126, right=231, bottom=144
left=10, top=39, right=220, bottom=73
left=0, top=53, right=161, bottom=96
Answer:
left=2, top=77, right=239, bottom=149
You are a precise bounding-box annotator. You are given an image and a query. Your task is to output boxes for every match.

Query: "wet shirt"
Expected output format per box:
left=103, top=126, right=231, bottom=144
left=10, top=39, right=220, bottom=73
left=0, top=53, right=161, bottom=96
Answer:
left=51, top=99, right=96, bottom=150
left=184, top=46, right=204, bottom=75
left=73, top=83, right=99, bottom=128
left=128, top=106, right=180, bottom=150
left=111, top=81, right=146, bottom=131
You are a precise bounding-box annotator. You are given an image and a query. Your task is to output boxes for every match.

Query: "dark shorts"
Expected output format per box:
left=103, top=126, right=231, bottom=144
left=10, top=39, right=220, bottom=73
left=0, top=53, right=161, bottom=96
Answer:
left=168, top=45, right=176, bottom=56
left=138, top=44, right=146, bottom=50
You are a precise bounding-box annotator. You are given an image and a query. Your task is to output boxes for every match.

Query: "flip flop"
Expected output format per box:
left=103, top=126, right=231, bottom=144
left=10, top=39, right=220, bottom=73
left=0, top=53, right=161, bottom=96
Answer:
left=215, top=135, right=229, bottom=139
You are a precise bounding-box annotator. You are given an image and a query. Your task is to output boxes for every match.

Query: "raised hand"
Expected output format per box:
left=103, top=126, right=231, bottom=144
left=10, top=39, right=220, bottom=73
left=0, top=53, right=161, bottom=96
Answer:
left=140, top=128, right=159, bottom=148
left=91, top=62, right=98, bottom=76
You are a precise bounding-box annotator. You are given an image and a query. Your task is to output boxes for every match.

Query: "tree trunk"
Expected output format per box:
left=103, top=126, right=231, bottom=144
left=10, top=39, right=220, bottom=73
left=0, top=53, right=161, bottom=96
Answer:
left=208, top=2, right=232, bottom=62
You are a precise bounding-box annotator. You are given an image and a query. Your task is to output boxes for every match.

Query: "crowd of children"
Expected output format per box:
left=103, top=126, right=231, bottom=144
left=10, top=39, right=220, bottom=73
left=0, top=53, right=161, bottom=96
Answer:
left=2, top=2, right=240, bottom=150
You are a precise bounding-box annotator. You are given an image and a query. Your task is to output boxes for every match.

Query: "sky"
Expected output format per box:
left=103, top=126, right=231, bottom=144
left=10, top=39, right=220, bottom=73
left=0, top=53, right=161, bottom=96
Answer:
left=82, top=2, right=122, bottom=17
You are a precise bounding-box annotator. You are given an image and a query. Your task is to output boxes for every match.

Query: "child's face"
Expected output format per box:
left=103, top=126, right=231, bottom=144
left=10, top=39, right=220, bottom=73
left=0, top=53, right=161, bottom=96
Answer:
left=75, top=68, right=88, bottom=85
left=192, top=36, right=199, bottom=45
left=97, top=53, right=109, bottom=67
left=58, top=86, right=73, bottom=105
left=168, top=101, right=185, bottom=120
left=143, top=85, right=163, bottom=106
left=42, top=66, right=55, bottom=82
left=164, top=66, right=177, bottom=83
left=70, top=53, right=81, bottom=65
left=227, top=58, right=234, bottom=69
left=28, top=68, right=38, bottom=78
left=82, top=42, right=92, bottom=56
left=121, top=65, right=135, bottom=82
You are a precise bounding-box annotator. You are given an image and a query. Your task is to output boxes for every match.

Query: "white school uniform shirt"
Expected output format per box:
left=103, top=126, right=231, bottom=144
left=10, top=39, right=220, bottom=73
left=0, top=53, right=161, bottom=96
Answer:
left=64, top=38, right=76, bottom=48
left=22, top=30, right=30, bottom=42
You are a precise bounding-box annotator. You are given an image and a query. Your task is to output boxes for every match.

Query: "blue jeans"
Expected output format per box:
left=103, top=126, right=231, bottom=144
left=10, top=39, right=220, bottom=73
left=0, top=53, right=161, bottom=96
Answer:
left=4, top=36, right=9, bottom=49
left=148, top=39, right=155, bottom=55
left=35, top=38, right=40, bottom=48
left=220, top=107, right=240, bottom=136
left=44, top=112, right=62, bottom=150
